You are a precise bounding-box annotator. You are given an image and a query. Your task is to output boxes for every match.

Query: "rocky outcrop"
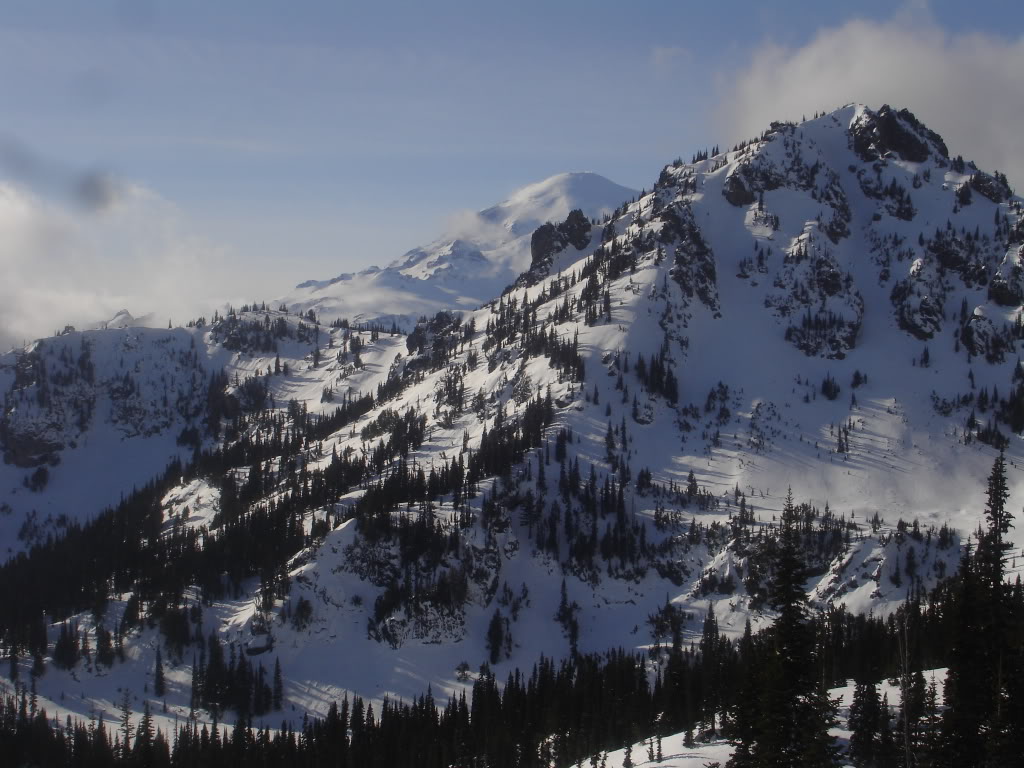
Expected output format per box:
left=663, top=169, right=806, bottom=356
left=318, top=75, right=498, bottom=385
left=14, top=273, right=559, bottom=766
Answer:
left=851, top=105, right=947, bottom=163
left=518, top=209, right=594, bottom=287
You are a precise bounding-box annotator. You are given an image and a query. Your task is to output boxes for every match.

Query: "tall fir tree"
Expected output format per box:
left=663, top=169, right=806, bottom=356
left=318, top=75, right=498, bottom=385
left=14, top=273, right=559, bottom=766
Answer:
left=942, top=543, right=990, bottom=762
left=153, top=646, right=165, bottom=698
left=944, top=451, right=1024, bottom=764
left=729, top=488, right=839, bottom=767
left=979, top=449, right=1013, bottom=593
left=273, top=658, right=284, bottom=711
left=847, top=680, right=881, bottom=766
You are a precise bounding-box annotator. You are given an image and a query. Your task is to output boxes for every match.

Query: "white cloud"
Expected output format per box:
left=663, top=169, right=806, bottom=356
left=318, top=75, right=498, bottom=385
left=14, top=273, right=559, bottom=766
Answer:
left=714, top=14, right=1024, bottom=186
left=650, top=46, right=692, bottom=76
left=0, top=181, right=235, bottom=351
left=441, top=209, right=510, bottom=248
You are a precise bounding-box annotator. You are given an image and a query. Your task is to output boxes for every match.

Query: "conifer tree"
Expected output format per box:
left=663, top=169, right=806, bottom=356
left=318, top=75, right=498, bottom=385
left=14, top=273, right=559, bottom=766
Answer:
left=273, top=658, right=284, bottom=710
left=917, top=677, right=943, bottom=766
left=848, top=680, right=881, bottom=766
left=486, top=609, right=504, bottom=665
left=944, top=451, right=1023, bottom=764
left=153, top=646, right=165, bottom=698
left=134, top=700, right=154, bottom=762
left=727, top=620, right=759, bottom=767
left=979, top=449, right=1013, bottom=592
left=729, top=488, right=839, bottom=767
left=877, top=695, right=897, bottom=767
left=942, top=544, right=989, bottom=761
left=119, top=689, right=132, bottom=758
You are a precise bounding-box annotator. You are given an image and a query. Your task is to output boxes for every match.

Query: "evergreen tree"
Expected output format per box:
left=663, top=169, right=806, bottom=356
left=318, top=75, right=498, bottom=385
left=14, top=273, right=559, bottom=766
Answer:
left=917, top=677, right=943, bottom=767
left=847, top=680, right=881, bottom=766
left=727, top=619, right=759, bottom=767
left=877, top=696, right=897, bottom=768
left=118, top=689, right=132, bottom=759
left=729, top=488, right=839, bottom=767
left=134, top=700, right=154, bottom=763
left=153, top=646, right=165, bottom=698
left=273, top=658, right=284, bottom=710
left=486, top=609, right=505, bottom=665
left=942, top=544, right=990, bottom=762
left=945, top=451, right=1022, bottom=764
left=979, top=449, right=1013, bottom=592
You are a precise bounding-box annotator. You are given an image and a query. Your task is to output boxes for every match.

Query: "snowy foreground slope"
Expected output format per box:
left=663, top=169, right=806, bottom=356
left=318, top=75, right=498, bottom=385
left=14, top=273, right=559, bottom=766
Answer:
left=2, top=104, right=1024, bottom=746
left=567, top=670, right=947, bottom=767
left=277, top=172, right=636, bottom=329
left=548, top=671, right=946, bottom=767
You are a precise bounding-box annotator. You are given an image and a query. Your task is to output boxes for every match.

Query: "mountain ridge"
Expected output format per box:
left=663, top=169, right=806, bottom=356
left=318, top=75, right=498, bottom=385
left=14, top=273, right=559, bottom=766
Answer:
left=1, top=103, right=1023, bottom=748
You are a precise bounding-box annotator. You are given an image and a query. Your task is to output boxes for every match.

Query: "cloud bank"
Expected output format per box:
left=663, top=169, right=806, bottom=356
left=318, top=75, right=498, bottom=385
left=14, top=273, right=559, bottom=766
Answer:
left=715, top=13, right=1024, bottom=186
left=0, top=180, right=233, bottom=352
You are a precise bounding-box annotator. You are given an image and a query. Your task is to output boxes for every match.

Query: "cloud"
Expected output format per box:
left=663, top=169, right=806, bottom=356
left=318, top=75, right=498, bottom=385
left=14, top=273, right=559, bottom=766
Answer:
left=0, top=181, right=234, bottom=352
left=441, top=209, right=511, bottom=247
left=714, top=13, right=1024, bottom=186
left=649, top=46, right=692, bottom=76
left=0, top=136, right=125, bottom=212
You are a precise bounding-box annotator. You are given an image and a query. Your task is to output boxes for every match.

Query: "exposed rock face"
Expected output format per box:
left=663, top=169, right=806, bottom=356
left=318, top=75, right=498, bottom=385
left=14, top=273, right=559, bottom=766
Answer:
left=851, top=105, right=947, bottom=163
left=990, top=246, right=1024, bottom=306
left=722, top=171, right=756, bottom=207
left=520, top=208, right=595, bottom=287
left=766, top=228, right=863, bottom=358
left=660, top=203, right=720, bottom=315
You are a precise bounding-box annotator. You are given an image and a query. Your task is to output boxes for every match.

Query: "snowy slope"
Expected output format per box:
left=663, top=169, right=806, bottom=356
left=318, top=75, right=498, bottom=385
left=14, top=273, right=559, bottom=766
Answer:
left=0, top=326, right=218, bottom=555
left=4, top=104, right=1024, bottom=743
left=581, top=668, right=947, bottom=768
left=0, top=311, right=407, bottom=554
left=277, top=172, right=637, bottom=328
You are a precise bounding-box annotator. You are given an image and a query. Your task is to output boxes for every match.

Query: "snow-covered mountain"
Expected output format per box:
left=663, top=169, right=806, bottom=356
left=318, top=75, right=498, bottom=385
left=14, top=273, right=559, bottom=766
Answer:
left=277, top=172, right=637, bottom=328
left=2, top=104, right=1024, bottom=752
left=91, top=308, right=158, bottom=331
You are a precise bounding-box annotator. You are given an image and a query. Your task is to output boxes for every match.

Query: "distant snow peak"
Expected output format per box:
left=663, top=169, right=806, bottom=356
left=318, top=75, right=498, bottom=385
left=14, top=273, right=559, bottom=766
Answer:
left=80, top=308, right=158, bottom=332
left=483, top=171, right=632, bottom=236
left=277, top=171, right=637, bottom=327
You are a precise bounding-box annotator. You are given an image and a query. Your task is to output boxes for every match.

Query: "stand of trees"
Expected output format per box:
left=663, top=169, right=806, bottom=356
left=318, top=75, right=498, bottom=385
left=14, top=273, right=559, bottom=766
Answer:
left=1, top=456, right=1021, bottom=767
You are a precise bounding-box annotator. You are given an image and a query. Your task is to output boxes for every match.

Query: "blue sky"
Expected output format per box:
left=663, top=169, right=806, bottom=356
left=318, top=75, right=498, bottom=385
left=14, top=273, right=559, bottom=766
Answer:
left=0, top=0, right=1022, bottom=345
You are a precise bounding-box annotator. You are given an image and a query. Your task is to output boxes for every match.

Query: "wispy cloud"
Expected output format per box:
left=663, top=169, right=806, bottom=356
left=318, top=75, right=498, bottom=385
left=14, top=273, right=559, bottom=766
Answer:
left=0, top=135, right=124, bottom=212
left=441, top=209, right=510, bottom=248
left=649, top=45, right=692, bottom=76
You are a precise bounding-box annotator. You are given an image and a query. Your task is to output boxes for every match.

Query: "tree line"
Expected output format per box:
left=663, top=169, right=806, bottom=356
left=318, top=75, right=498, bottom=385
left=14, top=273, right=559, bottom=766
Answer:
left=2, top=455, right=1022, bottom=766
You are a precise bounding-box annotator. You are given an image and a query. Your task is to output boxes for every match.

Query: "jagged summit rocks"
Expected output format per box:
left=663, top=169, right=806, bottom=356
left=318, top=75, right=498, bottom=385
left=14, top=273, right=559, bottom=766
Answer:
left=850, top=104, right=949, bottom=164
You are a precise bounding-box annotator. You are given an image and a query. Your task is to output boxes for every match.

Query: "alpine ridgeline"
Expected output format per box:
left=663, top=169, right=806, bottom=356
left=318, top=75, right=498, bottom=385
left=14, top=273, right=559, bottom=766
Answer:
left=1, top=104, right=1022, bottom=736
